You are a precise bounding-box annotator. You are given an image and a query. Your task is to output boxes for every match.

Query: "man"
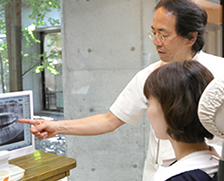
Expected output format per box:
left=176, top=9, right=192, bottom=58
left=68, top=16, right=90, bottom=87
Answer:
left=18, top=0, right=224, bottom=180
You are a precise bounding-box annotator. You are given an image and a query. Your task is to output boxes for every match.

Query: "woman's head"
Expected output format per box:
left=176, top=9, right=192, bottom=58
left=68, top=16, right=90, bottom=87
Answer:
left=144, top=60, right=214, bottom=143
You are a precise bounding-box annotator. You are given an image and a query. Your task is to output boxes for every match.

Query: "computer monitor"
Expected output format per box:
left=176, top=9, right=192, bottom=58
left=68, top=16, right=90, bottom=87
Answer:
left=0, top=90, right=35, bottom=160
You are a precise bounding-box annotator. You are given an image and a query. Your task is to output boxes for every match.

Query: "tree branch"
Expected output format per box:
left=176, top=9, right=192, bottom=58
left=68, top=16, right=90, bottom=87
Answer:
left=22, top=51, right=59, bottom=76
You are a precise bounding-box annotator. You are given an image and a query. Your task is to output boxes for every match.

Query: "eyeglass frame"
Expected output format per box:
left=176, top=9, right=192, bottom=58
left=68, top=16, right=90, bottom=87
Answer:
left=147, top=31, right=178, bottom=44
left=147, top=31, right=165, bottom=43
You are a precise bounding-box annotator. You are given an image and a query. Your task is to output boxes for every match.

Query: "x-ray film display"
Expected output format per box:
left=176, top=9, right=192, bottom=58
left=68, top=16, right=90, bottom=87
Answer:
left=0, top=90, right=34, bottom=160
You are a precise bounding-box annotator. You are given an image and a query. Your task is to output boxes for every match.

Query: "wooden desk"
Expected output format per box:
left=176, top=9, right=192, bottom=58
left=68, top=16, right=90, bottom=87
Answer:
left=9, top=150, right=76, bottom=181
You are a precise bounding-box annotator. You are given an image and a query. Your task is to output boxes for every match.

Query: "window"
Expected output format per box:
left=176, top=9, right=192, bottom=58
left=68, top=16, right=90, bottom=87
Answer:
left=40, top=30, right=63, bottom=112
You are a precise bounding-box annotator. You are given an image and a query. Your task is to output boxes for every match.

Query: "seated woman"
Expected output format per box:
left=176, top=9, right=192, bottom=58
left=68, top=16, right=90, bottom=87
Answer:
left=143, top=60, right=219, bottom=181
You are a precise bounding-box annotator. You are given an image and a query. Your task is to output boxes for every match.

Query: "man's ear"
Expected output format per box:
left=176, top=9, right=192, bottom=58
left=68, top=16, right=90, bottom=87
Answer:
left=187, top=32, right=198, bottom=46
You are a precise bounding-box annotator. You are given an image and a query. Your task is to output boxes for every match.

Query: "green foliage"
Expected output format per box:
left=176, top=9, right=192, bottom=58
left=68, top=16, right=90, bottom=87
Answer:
left=22, top=0, right=60, bottom=46
left=22, top=24, right=40, bottom=47
left=0, top=0, right=61, bottom=92
left=0, top=1, right=8, bottom=92
left=24, top=0, right=60, bottom=25
left=21, top=0, right=61, bottom=75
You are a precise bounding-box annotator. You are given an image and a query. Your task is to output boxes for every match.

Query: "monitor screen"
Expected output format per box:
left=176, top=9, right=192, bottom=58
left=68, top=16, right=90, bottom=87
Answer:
left=0, top=90, right=35, bottom=160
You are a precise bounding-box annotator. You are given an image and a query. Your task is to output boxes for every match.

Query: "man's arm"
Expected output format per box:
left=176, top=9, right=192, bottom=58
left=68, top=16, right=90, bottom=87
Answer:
left=18, top=111, right=125, bottom=140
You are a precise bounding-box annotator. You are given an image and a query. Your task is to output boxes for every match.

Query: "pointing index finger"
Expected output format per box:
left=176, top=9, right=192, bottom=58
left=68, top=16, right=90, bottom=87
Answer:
left=18, top=119, right=38, bottom=126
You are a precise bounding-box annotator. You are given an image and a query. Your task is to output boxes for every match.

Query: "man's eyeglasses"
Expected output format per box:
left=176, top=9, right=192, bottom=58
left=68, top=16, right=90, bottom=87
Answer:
left=147, top=31, right=165, bottom=43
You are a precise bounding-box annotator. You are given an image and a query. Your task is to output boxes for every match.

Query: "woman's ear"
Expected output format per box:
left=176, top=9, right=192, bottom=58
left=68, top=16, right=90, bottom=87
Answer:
left=187, top=32, right=198, bottom=46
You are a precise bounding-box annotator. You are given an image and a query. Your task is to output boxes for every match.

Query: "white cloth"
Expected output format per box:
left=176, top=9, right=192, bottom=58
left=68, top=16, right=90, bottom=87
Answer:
left=110, top=60, right=162, bottom=125
left=198, top=77, right=224, bottom=138
left=152, top=150, right=219, bottom=181
left=109, top=51, right=224, bottom=181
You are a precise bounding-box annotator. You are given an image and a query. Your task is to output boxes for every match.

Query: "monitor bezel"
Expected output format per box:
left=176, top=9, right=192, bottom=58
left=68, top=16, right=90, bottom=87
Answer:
left=0, top=90, right=35, bottom=160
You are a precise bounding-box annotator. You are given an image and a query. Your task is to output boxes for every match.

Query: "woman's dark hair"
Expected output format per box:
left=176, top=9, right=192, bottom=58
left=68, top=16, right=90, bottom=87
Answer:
left=155, top=0, right=207, bottom=53
left=144, top=61, right=214, bottom=143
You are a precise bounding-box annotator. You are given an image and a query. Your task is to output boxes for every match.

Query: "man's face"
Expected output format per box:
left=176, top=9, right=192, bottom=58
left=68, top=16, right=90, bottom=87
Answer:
left=151, top=7, right=193, bottom=62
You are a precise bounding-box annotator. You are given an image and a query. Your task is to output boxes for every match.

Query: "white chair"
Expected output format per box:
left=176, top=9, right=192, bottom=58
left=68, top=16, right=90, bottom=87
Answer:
left=198, top=77, right=224, bottom=181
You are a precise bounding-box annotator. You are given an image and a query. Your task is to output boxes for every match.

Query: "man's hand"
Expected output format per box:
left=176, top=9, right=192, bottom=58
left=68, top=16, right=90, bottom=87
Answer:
left=18, top=119, right=58, bottom=140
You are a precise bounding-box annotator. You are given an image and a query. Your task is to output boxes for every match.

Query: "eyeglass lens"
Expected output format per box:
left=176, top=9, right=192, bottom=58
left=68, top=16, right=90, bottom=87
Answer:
left=148, top=32, right=164, bottom=43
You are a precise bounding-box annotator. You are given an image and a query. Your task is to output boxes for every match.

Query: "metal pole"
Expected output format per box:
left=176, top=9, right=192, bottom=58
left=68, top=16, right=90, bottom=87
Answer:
left=218, top=141, right=224, bottom=181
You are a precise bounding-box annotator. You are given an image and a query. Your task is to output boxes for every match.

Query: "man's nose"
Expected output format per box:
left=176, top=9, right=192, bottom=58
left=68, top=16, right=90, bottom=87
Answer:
left=153, top=36, right=163, bottom=46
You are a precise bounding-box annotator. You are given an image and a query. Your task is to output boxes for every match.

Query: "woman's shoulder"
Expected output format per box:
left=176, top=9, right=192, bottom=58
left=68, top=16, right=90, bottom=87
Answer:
left=166, top=169, right=217, bottom=181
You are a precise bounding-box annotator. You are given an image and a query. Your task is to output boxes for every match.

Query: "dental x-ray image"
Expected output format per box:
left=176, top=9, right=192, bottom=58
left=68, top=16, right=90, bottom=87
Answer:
left=0, top=99, right=24, bottom=146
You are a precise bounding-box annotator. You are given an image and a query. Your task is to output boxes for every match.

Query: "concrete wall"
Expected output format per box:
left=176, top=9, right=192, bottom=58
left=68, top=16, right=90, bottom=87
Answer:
left=61, top=0, right=158, bottom=180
